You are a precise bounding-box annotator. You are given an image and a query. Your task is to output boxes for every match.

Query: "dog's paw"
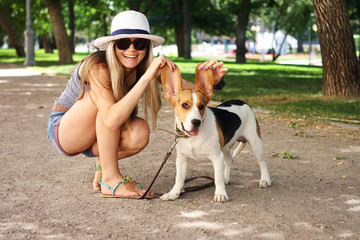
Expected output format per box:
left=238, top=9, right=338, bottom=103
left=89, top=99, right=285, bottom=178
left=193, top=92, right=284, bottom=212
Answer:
left=259, top=179, right=271, bottom=188
left=160, top=192, right=180, bottom=201
left=213, top=193, right=229, bottom=203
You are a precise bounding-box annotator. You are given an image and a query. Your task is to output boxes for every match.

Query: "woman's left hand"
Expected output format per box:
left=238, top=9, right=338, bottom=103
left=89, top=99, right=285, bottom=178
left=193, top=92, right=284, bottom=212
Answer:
left=197, top=60, right=228, bottom=85
left=143, top=54, right=176, bottom=81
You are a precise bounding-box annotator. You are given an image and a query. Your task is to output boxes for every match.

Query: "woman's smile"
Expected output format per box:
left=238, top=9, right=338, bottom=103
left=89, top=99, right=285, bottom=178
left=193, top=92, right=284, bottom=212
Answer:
left=116, top=39, right=146, bottom=69
left=123, top=54, right=137, bottom=59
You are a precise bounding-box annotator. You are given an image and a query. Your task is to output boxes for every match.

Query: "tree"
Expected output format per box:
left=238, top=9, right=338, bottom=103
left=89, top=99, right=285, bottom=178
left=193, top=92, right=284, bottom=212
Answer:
left=147, top=0, right=186, bottom=57
left=167, top=0, right=186, bottom=58
left=235, top=0, right=251, bottom=63
left=347, top=0, right=360, bottom=60
left=73, top=0, right=116, bottom=42
left=149, top=0, right=233, bottom=58
left=273, top=0, right=313, bottom=61
left=0, top=0, right=55, bottom=55
left=225, top=0, right=266, bottom=63
left=43, top=0, right=73, bottom=62
left=183, top=0, right=191, bottom=59
left=255, top=0, right=313, bottom=61
left=0, top=8, right=25, bottom=57
left=30, top=0, right=55, bottom=53
left=312, top=0, right=360, bottom=96
left=127, top=0, right=156, bottom=15
left=0, top=0, right=26, bottom=57
left=68, top=0, right=75, bottom=53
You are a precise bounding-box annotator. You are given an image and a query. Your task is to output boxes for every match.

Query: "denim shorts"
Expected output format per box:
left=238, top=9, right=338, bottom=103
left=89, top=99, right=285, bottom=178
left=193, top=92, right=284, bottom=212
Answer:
left=48, top=111, right=96, bottom=158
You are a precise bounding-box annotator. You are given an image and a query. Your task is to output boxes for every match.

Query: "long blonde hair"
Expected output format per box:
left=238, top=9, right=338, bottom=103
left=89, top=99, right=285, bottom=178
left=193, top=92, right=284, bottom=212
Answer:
left=78, top=41, right=162, bottom=129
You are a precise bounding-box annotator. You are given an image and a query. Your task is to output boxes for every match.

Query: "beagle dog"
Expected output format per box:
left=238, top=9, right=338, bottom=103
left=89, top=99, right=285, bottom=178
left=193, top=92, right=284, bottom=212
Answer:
left=160, top=64, right=271, bottom=203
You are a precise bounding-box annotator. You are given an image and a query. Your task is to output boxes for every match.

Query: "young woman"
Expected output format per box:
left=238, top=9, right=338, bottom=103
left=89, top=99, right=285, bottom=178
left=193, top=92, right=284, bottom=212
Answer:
left=47, top=10, right=228, bottom=198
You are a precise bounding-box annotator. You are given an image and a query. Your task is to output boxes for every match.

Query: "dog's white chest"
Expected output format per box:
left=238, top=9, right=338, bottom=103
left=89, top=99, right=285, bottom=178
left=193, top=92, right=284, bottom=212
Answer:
left=177, top=140, right=201, bottom=159
left=177, top=132, right=221, bottom=160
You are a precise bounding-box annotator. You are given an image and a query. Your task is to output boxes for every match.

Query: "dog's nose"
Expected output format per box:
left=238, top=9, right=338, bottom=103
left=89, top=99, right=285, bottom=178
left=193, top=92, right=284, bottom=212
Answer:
left=191, top=119, right=201, bottom=128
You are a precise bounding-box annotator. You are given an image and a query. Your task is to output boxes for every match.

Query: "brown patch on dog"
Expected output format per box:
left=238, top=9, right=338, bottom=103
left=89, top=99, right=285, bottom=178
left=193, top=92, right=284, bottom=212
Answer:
left=194, top=91, right=207, bottom=118
left=256, top=118, right=262, bottom=139
left=172, top=90, right=193, bottom=124
left=216, top=121, right=225, bottom=148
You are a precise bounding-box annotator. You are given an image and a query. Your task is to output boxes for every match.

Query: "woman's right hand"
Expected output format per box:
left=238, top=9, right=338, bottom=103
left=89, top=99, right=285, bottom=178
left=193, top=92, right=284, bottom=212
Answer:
left=142, top=54, right=175, bottom=82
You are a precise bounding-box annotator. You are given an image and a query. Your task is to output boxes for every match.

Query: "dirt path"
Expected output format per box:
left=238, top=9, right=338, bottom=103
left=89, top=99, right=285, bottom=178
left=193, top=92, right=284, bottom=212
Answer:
left=0, top=62, right=359, bottom=240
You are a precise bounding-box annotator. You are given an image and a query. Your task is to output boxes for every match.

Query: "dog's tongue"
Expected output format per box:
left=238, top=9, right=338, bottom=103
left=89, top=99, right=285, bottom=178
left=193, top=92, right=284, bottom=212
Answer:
left=189, top=130, right=199, bottom=136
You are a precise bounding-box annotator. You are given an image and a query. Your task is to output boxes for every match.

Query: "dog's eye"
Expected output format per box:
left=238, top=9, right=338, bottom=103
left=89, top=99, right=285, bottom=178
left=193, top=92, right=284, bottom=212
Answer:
left=198, top=105, right=205, bottom=110
left=182, top=103, right=190, bottom=109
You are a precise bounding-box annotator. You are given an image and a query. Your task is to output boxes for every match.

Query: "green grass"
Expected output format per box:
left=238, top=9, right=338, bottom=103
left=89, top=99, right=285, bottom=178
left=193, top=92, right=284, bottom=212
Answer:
left=1, top=48, right=359, bottom=124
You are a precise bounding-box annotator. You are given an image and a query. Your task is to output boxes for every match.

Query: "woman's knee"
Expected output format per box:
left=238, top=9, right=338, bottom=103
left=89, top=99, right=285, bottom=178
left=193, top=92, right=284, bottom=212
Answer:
left=121, top=117, right=150, bottom=151
left=131, top=117, right=150, bottom=148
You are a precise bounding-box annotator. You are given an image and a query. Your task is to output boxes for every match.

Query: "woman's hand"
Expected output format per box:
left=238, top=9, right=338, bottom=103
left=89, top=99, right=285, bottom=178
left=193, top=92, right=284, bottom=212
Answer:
left=142, top=54, right=175, bottom=82
left=197, top=60, right=228, bottom=85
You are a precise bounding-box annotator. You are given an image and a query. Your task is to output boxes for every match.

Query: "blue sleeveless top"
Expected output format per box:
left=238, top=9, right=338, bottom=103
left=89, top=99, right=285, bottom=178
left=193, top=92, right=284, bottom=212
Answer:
left=53, top=64, right=140, bottom=109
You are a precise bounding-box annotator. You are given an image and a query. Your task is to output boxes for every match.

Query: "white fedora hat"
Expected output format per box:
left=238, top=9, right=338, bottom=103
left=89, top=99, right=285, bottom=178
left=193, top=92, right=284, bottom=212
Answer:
left=94, top=10, right=165, bottom=50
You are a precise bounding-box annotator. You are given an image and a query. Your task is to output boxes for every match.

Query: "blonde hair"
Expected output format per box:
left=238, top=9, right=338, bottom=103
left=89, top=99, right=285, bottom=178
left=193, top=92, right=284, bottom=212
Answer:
left=78, top=40, right=161, bottom=129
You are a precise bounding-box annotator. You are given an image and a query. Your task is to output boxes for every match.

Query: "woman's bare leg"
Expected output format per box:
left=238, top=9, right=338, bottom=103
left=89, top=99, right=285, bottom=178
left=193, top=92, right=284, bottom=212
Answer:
left=93, top=157, right=102, bottom=191
left=95, top=113, right=151, bottom=197
left=58, top=93, right=98, bottom=154
left=91, top=117, right=150, bottom=191
left=57, top=92, right=151, bottom=196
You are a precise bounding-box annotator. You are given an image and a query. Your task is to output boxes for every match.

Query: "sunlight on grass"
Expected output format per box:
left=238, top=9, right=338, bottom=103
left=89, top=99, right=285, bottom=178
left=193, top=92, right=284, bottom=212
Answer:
left=0, top=48, right=87, bottom=75
left=267, top=98, right=360, bottom=121
left=226, top=71, right=257, bottom=76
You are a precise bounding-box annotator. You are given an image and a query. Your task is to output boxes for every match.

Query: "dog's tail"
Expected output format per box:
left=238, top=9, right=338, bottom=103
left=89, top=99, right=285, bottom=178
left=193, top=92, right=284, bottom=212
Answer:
left=232, top=142, right=246, bottom=158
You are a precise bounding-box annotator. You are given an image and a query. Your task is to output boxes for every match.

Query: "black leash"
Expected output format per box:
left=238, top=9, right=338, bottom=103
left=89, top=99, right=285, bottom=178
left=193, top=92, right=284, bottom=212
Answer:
left=139, top=131, right=214, bottom=199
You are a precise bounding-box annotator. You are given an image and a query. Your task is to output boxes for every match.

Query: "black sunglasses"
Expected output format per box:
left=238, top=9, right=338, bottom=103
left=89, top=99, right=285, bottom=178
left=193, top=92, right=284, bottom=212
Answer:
left=115, top=38, right=150, bottom=51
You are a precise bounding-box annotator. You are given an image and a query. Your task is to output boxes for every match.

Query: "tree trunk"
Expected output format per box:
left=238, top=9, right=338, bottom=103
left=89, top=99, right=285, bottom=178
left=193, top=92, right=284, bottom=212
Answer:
left=127, top=0, right=156, bottom=14
left=143, top=0, right=157, bottom=15
left=68, top=0, right=75, bottom=53
left=44, top=0, right=73, bottom=63
left=175, top=25, right=184, bottom=57
left=183, top=0, right=191, bottom=59
left=38, top=34, right=53, bottom=53
left=356, top=1, right=360, bottom=60
left=235, top=0, right=250, bottom=64
left=101, top=14, right=107, bottom=37
left=173, top=1, right=184, bottom=57
left=128, top=0, right=141, bottom=11
left=297, top=40, right=304, bottom=53
left=312, top=0, right=360, bottom=96
left=0, top=9, right=25, bottom=57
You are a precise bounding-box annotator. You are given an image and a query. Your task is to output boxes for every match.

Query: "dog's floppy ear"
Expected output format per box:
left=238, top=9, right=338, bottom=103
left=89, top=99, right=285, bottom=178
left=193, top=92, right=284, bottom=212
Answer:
left=161, top=64, right=183, bottom=103
left=195, top=63, right=213, bottom=103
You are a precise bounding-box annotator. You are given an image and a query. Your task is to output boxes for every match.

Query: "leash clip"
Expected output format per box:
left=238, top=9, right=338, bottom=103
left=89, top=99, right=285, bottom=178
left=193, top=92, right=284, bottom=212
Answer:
left=175, top=128, right=189, bottom=139
left=158, top=128, right=189, bottom=139
left=176, top=131, right=188, bottom=138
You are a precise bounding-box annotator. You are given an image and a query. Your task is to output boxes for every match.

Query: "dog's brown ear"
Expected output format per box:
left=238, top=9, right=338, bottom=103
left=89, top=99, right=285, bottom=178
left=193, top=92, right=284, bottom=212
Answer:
left=161, top=64, right=183, bottom=103
left=195, top=63, right=213, bottom=103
